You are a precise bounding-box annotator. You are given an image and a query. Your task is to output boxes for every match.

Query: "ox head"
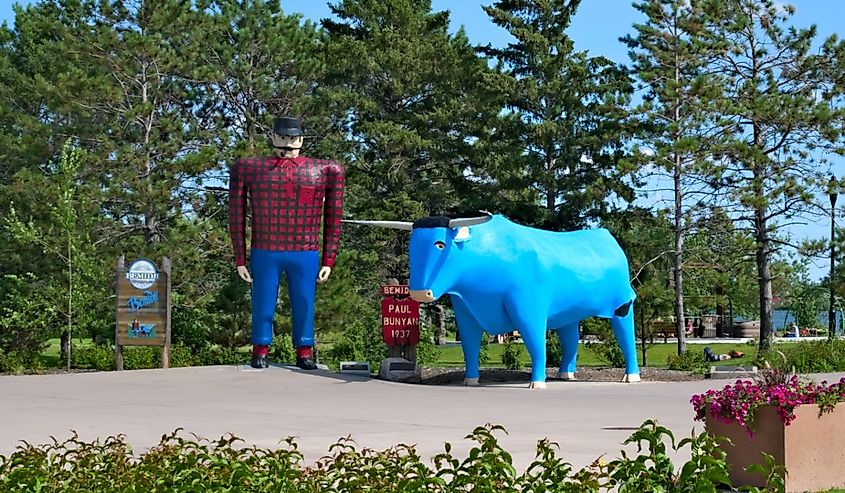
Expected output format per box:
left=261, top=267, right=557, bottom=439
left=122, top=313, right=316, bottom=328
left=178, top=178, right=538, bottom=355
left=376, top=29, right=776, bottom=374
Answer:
left=342, top=212, right=493, bottom=303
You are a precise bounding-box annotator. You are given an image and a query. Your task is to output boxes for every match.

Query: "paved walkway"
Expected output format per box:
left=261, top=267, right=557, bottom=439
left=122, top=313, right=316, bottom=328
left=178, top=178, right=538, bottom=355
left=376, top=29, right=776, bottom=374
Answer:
left=1, top=366, right=843, bottom=471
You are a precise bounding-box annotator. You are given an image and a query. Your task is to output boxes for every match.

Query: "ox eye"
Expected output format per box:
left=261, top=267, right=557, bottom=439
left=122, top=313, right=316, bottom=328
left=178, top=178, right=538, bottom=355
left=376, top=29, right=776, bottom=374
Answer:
left=434, top=241, right=446, bottom=250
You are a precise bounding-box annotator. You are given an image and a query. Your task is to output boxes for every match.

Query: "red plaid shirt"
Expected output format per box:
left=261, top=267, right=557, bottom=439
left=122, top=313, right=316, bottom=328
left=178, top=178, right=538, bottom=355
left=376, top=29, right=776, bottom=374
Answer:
left=229, top=156, right=344, bottom=268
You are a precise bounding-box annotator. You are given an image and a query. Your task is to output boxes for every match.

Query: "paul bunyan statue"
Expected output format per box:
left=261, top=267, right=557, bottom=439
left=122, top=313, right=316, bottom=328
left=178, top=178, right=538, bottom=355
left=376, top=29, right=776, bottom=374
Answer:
left=229, top=116, right=344, bottom=370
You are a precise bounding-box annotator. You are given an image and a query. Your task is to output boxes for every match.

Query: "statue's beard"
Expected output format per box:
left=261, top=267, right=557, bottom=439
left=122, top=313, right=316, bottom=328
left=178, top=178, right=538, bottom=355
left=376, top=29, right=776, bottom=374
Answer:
left=273, top=145, right=300, bottom=151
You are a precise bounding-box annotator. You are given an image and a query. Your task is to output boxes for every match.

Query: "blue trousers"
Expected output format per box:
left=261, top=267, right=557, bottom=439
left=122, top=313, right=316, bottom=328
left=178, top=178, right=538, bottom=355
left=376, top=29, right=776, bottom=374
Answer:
left=250, top=249, right=319, bottom=347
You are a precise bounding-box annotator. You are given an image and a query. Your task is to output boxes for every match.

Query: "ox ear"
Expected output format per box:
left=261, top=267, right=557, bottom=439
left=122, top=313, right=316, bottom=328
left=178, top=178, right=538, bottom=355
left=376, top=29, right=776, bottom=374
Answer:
left=453, top=226, right=471, bottom=243
left=341, top=219, right=413, bottom=231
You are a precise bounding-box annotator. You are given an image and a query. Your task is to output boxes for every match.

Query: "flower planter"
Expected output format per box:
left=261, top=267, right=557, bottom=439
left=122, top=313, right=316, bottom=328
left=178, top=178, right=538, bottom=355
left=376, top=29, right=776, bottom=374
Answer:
left=705, top=403, right=845, bottom=493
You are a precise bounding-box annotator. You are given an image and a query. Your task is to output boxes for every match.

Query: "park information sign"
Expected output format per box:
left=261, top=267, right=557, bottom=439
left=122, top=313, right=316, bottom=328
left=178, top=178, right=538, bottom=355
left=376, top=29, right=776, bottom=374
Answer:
left=380, top=284, right=420, bottom=348
left=115, top=256, right=172, bottom=369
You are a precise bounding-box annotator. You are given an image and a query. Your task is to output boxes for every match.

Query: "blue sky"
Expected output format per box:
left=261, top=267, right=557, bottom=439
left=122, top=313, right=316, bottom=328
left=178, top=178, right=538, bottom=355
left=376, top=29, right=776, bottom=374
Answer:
left=3, top=0, right=845, bottom=279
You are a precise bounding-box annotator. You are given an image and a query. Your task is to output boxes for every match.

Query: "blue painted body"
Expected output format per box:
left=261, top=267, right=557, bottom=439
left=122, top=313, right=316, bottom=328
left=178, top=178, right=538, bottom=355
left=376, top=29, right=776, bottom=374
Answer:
left=409, top=214, right=639, bottom=384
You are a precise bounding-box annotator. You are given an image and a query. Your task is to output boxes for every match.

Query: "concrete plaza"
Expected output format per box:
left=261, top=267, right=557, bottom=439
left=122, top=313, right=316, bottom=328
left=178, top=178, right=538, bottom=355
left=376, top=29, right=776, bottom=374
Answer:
left=1, top=366, right=843, bottom=471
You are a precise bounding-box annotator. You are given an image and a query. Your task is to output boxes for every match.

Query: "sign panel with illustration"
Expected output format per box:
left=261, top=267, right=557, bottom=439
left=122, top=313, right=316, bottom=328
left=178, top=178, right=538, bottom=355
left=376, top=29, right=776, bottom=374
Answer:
left=115, top=256, right=172, bottom=368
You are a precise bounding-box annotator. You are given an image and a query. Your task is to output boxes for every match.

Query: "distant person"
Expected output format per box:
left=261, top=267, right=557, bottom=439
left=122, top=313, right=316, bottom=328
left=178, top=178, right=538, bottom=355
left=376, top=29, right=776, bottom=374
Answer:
left=695, top=318, right=705, bottom=338
left=704, top=347, right=744, bottom=362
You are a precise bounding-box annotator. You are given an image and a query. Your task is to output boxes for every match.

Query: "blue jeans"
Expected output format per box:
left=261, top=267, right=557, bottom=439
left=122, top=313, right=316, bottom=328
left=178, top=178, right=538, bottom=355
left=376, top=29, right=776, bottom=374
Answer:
left=250, top=249, right=319, bottom=347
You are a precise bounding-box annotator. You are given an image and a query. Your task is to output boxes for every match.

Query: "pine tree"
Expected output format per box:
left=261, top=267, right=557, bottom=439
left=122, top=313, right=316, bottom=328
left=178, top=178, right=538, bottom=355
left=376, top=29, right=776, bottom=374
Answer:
left=321, top=0, right=490, bottom=282
left=479, top=0, right=634, bottom=231
left=623, top=0, right=719, bottom=354
left=703, top=0, right=845, bottom=351
left=190, top=0, right=324, bottom=157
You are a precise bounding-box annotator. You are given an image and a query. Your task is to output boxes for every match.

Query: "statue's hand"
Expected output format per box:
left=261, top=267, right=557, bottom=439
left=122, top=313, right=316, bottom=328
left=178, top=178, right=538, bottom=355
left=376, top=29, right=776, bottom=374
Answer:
left=317, top=266, right=332, bottom=283
left=237, top=265, right=253, bottom=283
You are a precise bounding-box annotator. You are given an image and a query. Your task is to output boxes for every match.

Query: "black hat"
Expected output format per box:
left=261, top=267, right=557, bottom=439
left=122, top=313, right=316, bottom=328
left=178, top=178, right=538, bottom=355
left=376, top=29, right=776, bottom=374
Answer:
left=273, top=116, right=303, bottom=136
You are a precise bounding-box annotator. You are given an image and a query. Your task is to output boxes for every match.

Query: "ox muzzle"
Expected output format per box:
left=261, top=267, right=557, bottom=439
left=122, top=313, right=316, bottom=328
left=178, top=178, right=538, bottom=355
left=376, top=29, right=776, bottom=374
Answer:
left=410, top=289, right=436, bottom=303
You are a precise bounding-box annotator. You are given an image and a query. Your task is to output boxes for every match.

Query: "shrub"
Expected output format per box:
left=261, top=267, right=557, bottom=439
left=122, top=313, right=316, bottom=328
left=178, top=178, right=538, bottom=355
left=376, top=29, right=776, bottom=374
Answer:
left=0, top=349, right=35, bottom=375
left=169, top=344, right=200, bottom=367
left=270, top=334, right=297, bottom=364
left=70, top=343, right=247, bottom=371
left=415, top=323, right=440, bottom=366
left=667, top=349, right=709, bottom=374
left=768, top=339, right=845, bottom=373
left=0, top=347, right=46, bottom=374
left=193, top=345, right=247, bottom=366
left=479, top=332, right=490, bottom=366
left=501, top=339, right=523, bottom=370
left=0, top=421, right=784, bottom=492
left=546, top=330, right=562, bottom=369
left=582, top=319, right=625, bottom=368
left=323, top=317, right=386, bottom=371
left=171, top=305, right=213, bottom=350
left=71, top=344, right=114, bottom=371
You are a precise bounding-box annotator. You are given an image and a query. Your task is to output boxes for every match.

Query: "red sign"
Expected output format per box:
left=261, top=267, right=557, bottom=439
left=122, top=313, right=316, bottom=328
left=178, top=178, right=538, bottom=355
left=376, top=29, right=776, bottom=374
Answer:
left=381, top=286, right=420, bottom=346
left=381, top=284, right=409, bottom=296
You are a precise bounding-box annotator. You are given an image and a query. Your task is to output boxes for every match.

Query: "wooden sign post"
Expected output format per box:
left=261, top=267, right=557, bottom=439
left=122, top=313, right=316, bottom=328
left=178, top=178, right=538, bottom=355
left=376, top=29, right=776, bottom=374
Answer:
left=380, top=284, right=420, bottom=363
left=115, top=256, right=172, bottom=370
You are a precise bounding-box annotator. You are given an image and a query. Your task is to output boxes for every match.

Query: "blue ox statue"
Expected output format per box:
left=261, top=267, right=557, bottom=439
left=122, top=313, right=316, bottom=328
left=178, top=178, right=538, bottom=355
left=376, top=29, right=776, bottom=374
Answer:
left=344, top=213, right=640, bottom=388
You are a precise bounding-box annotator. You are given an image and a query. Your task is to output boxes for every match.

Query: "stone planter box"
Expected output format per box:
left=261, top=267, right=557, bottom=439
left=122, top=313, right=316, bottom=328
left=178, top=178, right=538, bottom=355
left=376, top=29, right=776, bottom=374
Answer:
left=705, top=404, right=845, bottom=492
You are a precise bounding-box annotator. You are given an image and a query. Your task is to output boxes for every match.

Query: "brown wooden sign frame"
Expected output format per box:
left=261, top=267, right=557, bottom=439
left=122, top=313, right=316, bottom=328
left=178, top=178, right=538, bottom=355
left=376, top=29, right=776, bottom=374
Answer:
left=115, top=256, right=172, bottom=370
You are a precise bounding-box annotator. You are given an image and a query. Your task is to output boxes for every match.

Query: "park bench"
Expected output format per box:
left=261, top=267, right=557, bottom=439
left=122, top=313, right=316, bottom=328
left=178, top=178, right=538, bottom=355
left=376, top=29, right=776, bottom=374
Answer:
left=648, top=320, right=677, bottom=343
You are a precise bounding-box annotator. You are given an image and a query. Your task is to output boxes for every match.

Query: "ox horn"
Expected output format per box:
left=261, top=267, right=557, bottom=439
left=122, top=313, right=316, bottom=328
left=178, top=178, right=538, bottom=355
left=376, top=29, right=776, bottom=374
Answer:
left=448, top=213, right=493, bottom=229
left=342, top=219, right=413, bottom=231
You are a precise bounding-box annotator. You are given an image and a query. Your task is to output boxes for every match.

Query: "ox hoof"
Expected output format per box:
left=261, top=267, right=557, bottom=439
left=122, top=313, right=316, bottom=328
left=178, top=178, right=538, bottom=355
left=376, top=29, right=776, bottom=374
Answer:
left=528, top=381, right=547, bottom=389
left=559, top=372, right=576, bottom=381
left=464, top=378, right=480, bottom=387
left=622, top=373, right=641, bottom=383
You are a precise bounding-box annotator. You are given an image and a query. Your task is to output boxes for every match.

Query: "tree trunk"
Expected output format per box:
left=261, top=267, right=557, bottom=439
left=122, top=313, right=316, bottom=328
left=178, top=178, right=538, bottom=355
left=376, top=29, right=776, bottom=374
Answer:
left=433, top=304, right=446, bottom=345
left=673, top=150, right=687, bottom=355
left=640, top=306, right=647, bottom=367
left=755, top=205, right=774, bottom=352
left=716, top=285, right=725, bottom=337
left=60, top=330, right=70, bottom=368
left=752, top=118, right=773, bottom=351
left=671, top=35, right=687, bottom=354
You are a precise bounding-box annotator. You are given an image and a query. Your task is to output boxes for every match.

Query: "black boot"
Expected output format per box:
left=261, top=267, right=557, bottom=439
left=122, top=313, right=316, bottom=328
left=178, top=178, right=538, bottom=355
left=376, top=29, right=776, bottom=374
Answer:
left=295, top=356, right=317, bottom=370
left=295, top=346, right=318, bottom=370
left=251, top=345, right=269, bottom=369
left=251, top=353, right=268, bottom=369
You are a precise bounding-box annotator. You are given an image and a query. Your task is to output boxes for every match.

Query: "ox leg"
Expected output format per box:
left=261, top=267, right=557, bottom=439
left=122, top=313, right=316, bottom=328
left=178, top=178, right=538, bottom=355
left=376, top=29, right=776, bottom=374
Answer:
left=452, top=301, right=482, bottom=386
left=505, top=300, right=548, bottom=388
left=558, top=324, right=580, bottom=380
left=610, top=308, right=641, bottom=383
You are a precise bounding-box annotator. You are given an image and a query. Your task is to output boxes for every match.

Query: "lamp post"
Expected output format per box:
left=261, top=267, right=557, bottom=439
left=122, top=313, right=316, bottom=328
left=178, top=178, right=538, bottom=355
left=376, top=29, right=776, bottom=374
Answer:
left=829, top=175, right=838, bottom=339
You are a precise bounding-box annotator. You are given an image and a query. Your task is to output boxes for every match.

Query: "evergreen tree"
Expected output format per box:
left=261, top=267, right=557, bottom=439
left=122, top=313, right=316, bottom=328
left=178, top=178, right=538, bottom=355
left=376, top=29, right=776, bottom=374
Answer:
left=703, top=0, right=845, bottom=350
left=321, top=0, right=490, bottom=283
left=623, top=0, right=719, bottom=354
left=479, top=0, right=634, bottom=231
left=190, top=0, right=324, bottom=158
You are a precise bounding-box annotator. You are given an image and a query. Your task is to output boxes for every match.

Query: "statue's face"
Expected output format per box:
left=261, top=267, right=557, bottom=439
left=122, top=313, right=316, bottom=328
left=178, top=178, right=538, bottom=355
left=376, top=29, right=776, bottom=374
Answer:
left=271, top=133, right=304, bottom=149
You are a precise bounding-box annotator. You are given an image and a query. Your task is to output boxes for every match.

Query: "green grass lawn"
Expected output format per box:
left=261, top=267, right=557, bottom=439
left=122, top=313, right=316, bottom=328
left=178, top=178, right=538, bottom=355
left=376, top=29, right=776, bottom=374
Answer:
left=40, top=337, right=96, bottom=367
left=431, top=341, right=758, bottom=369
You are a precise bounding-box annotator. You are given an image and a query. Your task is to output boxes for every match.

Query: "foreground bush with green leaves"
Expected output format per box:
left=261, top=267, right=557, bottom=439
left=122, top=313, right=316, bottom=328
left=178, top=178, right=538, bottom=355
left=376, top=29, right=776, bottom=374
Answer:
left=0, top=421, right=784, bottom=492
left=766, top=339, right=845, bottom=373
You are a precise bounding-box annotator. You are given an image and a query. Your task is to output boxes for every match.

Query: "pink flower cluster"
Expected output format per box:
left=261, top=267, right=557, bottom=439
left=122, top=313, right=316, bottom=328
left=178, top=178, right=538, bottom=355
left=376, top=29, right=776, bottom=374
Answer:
left=691, top=376, right=845, bottom=436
